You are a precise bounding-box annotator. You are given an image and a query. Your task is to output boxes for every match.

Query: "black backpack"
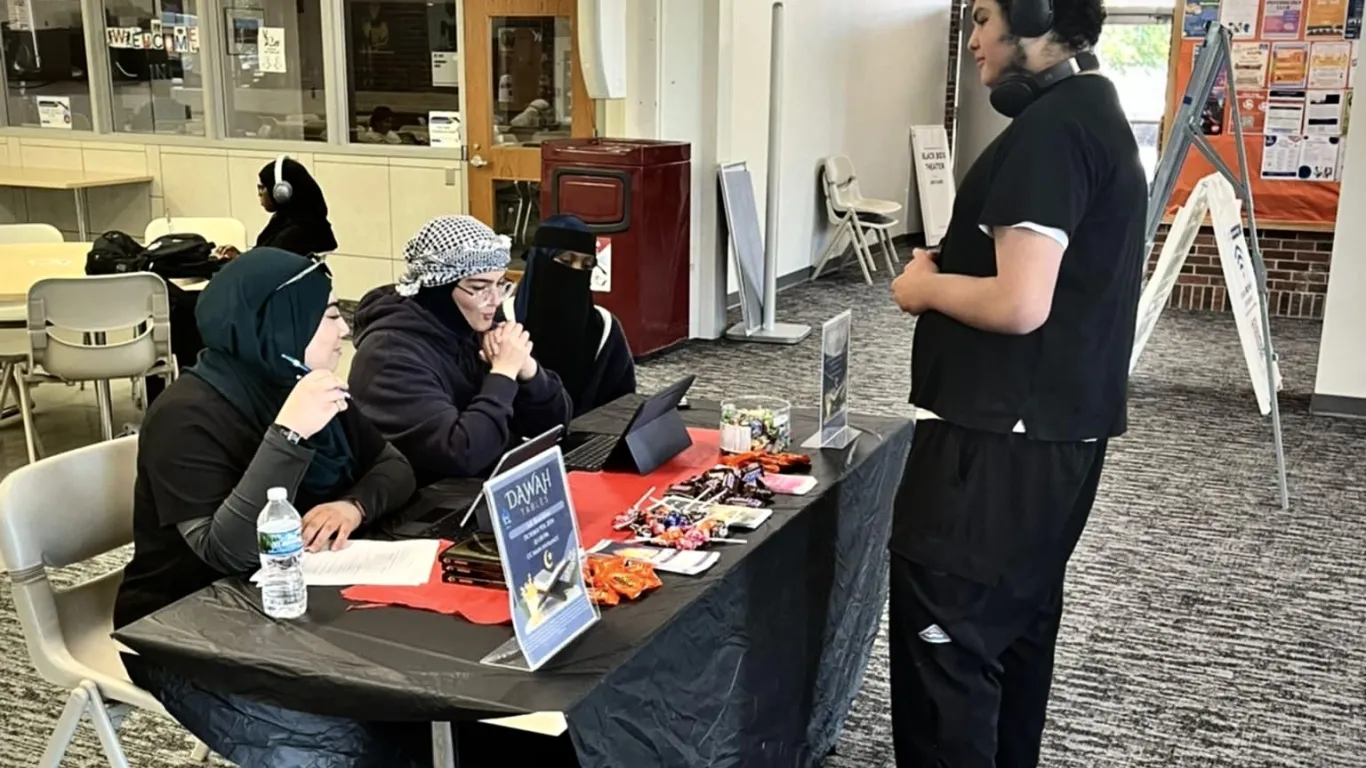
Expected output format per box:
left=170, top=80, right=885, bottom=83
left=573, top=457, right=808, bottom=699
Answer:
left=144, top=233, right=226, bottom=280
left=86, top=231, right=147, bottom=275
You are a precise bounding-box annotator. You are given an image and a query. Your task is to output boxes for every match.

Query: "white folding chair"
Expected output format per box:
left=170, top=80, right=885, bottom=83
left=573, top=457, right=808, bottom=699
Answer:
left=0, top=223, right=64, bottom=245
left=825, top=155, right=901, bottom=275
left=0, top=437, right=210, bottom=767
left=15, top=273, right=176, bottom=463
left=812, top=164, right=875, bottom=284
left=144, top=216, right=248, bottom=251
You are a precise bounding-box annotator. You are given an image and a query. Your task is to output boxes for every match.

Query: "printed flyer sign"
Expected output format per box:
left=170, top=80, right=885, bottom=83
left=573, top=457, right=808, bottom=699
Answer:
left=1306, top=0, right=1350, bottom=35
left=1307, top=41, right=1351, bottom=88
left=481, top=447, right=597, bottom=672
left=1270, top=42, right=1310, bottom=87
left=1232, top=42, right=1271, bottom=89
left=1237, top=92, right=1269, bottom=132
left=803, top=310, right=857, bottom=449
left=36, top=96, right=72, bottom=130
left=1185, top=0, right=1223, bottom=36
left=1348, top=0, right=1364, bottom=37
left=258, top=26, right=287, bottom=74
left=1306, top=89, right=1346, bottom=134
left=1263, top=0, right=1307, bottom=36
left=1265, top=89, right=1308, bottom=133
left=1221, top=0, right=1262, bottom=36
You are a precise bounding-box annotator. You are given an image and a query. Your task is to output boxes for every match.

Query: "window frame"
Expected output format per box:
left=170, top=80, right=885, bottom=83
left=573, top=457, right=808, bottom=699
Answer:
left=0, top=0, right=468, bottom=161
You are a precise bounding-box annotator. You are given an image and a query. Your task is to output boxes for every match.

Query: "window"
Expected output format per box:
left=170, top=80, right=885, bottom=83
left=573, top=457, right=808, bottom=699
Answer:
left=221, top=0, right=326, bottom=141
left=0, top=0, right=94, bottom=129
left=490, top=16, right=573, bottom=147
left=105, top=1, right=206, bottom=135
left=343, top=0, right=461, bottom=146
left=1097, top=14, right=1175, bottom=181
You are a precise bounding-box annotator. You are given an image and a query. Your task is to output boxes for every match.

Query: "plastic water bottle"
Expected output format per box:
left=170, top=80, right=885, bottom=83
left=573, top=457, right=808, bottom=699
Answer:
left=257, top=487, right=307, bottom=619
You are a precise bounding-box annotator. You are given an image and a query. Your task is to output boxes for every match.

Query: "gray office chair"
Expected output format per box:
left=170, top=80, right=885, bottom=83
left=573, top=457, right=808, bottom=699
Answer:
left=0, top=436, right=210, bottom=767
left=14, top=273, right=175, bottom=463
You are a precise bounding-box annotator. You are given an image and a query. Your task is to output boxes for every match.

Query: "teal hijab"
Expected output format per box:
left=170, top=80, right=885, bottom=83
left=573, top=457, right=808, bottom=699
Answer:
left=188, top=248, right=353, bottom=497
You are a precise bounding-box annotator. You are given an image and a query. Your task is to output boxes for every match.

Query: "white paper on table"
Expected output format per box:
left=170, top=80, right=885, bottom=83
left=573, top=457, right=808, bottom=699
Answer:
left=1264, top=90, right=1307, bottom=134
left=1299, top=136, right=1341, bottom=180
left=1261, top=135, right=1304, bottom=178
left=1308, top=41, right=1351, bottom=88
left=251, top=539, right=440, bottom=586
left=1305, top=90, right=1346, bottom=135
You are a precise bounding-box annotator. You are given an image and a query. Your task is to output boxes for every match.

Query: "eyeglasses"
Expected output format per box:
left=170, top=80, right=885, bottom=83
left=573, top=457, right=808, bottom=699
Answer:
left=275, top=257, right=331, bottom=292
left=455, top=279, right=515, bottom=305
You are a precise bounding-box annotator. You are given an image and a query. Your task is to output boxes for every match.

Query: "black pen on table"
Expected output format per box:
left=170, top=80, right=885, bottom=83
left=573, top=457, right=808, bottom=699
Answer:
left=280, top=354, right=352, bottom=399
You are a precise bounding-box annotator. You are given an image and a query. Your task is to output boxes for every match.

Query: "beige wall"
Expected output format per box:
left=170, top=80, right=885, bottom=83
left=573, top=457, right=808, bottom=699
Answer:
left=0, top=136, right=466, bottom=301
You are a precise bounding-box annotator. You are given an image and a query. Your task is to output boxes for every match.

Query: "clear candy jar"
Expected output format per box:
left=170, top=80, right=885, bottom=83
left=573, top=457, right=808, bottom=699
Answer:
left=719, top=397, right=792, bottom=454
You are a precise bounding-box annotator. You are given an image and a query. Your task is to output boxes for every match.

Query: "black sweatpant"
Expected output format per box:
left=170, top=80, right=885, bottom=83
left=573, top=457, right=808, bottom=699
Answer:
left=888, top=419, right=1107, bottom=768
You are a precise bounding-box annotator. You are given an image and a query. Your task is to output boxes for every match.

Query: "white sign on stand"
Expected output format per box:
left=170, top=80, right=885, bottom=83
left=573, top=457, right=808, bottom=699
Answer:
left=1207, top=175, right=1282, bottom=415
left=909, top=125, right=955, bottom=247
left=1131, top=173, right=1282, bottom=414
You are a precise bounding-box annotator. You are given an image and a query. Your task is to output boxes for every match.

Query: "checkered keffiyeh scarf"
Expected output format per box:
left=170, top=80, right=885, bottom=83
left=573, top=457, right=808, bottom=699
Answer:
left=395, top=215, right=511, bottom=296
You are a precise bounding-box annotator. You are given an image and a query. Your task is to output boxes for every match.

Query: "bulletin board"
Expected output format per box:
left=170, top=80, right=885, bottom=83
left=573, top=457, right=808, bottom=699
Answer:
left=1164, top=0, right=1360, bottom=229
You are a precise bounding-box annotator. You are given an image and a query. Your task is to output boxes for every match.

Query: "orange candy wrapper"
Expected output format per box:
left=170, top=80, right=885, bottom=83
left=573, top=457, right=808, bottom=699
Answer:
left=718, top=450, right=811, bottom=474
left=584, top=553, right=661, bottom=606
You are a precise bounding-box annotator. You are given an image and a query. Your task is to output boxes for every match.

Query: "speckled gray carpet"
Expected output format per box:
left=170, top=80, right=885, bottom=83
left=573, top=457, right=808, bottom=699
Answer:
left=1, top=265, right=1362, bottom=766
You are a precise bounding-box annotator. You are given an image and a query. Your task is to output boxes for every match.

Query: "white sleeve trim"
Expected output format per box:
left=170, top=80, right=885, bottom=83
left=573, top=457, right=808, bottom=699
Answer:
left=979, top=222, right=1070, bottom=251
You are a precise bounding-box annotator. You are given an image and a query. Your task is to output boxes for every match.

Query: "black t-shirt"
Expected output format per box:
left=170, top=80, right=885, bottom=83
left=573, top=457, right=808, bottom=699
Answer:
left=113, top=375, right=395, bottom=629
left=910, top=73, right=1148, bottom=441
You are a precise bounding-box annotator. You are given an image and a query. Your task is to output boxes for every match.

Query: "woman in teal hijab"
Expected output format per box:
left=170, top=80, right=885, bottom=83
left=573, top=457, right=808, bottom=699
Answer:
left=115, top=248, right=428, bottom=766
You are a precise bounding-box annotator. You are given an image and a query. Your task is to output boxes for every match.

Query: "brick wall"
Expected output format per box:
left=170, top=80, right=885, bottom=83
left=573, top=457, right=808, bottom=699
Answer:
left=1148, top=226, right=1332, bottom=318
left=941, top=9, right=1335, bottom=319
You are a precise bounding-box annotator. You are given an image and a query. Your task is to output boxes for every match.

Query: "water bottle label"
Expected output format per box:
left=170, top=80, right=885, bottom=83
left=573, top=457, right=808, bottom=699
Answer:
left=259, top=528, right=303, bottom=556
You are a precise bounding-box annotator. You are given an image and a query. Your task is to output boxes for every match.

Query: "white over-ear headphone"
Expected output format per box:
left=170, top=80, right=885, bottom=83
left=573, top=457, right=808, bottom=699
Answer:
left=271, top=154, right=293, bottom=205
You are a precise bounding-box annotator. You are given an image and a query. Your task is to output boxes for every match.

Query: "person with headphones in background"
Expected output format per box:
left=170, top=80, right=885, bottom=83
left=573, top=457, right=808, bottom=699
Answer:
left=886, top=0, right=1146, bottom=763
left=217, top=156, right=339, bottom=260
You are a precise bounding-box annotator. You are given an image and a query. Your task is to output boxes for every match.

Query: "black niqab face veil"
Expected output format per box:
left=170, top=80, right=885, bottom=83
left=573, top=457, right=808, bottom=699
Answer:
left=516, top=216, right=600, bottom=404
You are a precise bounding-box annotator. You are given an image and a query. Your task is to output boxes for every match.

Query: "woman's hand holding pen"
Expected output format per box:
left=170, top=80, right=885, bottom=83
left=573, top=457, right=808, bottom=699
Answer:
left=276, top=370, right=350, bottom=439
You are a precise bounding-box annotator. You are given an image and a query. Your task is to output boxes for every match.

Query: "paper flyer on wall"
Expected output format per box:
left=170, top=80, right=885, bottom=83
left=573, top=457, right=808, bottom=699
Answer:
left=1270, top=42, right=1310, bottom=87
left=592, top=237, right=612, bottom=292
left=7, top=0, right=31, bottom=31
left=36, top=97, right=72, bottom=130
left=1307, top=41, right=1351, bottom=88
left=1238, top=93, right=1268, bottom=132
left=1299, top=136, right=1341, bottom=179
left=1221, top=0, right=1261, bottom=37
left=1185, top=0, right=1222, bottom=36
left=1305, top=90, right=1346, bottom=134
left=1348, top=0, right=1364, bottom=37
left=1265, top=90, right=1307, bottom=133
left=1232, top=42, right=1271, bottom=89
left=427, top=110, right=461, bottom=148
left=1263, top=0, right=1307, bottom=36
left=480, top=447, right=598, bottom=672
left=1351, top=42, right=1360, bottom=86
left=1305, top=0, right=1350, bottom=35
left=431, top=51, right=459, bottom=87
left=1262, top=134, right=1304, bottom=177
left=258, top=27, right=287, bottom=74
left=803, top=310, right=856, bottom=450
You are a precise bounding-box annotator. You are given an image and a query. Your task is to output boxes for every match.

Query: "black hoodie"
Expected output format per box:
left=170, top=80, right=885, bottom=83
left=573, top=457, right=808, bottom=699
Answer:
left=348, top=286, right=573, bottom=486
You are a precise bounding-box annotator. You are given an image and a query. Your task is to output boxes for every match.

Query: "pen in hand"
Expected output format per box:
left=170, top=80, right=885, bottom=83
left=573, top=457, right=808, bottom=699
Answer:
left=280, top=354, right=352, bottom=399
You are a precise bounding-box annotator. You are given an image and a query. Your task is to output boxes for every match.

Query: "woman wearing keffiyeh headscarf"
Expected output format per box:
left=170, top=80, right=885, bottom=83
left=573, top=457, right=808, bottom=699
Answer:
left=348, top=215, right=573, bottom=485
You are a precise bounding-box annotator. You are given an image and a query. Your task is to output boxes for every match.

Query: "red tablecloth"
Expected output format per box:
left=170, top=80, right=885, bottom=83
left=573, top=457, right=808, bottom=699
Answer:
left=341, top=429, right=722, bottom=624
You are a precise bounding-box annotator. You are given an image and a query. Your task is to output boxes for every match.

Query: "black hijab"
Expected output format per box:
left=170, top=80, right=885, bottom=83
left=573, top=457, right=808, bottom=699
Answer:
left=188, top=248, right=353, bottom=496
left=256, top=157, right=339, bottom=256
left=514, top=215, right=601, bottom=405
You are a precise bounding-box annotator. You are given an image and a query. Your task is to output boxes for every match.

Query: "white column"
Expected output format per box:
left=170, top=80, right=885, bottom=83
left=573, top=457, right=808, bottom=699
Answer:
left=1312, top=74, right=1366, bottom=414
left=654, top=0, right=728, bottom=339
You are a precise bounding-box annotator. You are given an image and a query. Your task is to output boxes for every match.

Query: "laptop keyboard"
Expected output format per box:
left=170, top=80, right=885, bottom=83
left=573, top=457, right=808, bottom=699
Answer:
left=563, top=434, right=618, bottom=472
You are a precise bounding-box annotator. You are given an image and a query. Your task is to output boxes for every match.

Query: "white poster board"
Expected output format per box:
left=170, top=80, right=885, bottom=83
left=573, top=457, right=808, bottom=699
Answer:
left=36, top=97, right=72, bottom=130
left=427, top=110, right=462, bottom=148
left=1130, top=177, right=1212, bottom=373
left=909, top=125, right=955, bottom=247
left=1206, top=175, right=1280, bottom=415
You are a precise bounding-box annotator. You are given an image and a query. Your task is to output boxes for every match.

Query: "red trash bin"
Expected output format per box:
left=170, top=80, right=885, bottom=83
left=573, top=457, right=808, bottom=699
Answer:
left=540, top=138, right=690, bottom=358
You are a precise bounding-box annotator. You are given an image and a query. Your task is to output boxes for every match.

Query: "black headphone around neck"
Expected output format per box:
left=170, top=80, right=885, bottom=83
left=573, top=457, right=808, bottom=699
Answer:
left=989, top=50, right=1100, bottom=118
left=986, top=0, right=1100, bottom=117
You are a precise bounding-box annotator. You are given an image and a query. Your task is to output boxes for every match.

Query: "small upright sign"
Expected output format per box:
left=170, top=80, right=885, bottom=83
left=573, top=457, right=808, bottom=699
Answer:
left=480, top=447, right=598, bottom=672
left=803, top=310, right=859, bottom=449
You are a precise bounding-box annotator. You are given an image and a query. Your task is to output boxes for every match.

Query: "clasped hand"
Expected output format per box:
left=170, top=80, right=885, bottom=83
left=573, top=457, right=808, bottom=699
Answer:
left=301, top=501, right=363, bottom=552
left=480, top=321, right=538, bottom=381
left=891, top=247, right=940, bottom=315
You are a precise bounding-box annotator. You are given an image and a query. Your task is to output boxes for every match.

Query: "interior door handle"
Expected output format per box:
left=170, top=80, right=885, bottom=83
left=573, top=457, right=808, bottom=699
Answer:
left=470, top=155, right=489, bottom=168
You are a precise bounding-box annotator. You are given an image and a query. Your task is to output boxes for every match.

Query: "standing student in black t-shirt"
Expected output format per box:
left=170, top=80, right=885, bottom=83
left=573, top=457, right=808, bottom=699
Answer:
left=887, top=0, right=1147, bottom=763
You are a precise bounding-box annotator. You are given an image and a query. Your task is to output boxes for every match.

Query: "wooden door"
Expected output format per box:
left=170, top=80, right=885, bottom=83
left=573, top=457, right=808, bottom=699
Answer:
left=463, top=0, right=596, bottom=270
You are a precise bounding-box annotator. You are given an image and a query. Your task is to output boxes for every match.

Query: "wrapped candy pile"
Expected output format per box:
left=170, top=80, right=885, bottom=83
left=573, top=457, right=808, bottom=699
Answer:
left=717, top=450, right=812, bottom=475
left=583, top=553, right=661, bottom=607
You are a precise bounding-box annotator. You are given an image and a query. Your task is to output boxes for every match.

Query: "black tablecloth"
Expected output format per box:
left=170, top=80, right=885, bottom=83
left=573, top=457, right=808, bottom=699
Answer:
left=115, top=400, right=913, bottom=768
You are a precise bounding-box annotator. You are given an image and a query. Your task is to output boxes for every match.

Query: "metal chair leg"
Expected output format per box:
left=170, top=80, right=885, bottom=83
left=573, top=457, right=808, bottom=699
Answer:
left=812, top=220, right=851, bottom=280
left=849, top=225, right=876, bottom=284
left=37, top=687, right=88, bottom=768
left=83, top=681, right=132, bottom=768
left=14, top=366, right=40, bottom=463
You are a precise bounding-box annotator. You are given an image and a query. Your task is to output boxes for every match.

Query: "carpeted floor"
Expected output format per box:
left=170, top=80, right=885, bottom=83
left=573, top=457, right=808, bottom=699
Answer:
left=1, top=266, right=1362, bottom=766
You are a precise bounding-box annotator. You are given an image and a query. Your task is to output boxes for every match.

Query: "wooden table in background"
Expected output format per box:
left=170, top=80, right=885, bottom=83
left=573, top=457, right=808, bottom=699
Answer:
left=0, top=168, right=153, bottom=241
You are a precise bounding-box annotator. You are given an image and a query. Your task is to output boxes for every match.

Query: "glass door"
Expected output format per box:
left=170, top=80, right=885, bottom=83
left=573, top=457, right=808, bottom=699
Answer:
left=462, top=0, right=596, bottom=271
